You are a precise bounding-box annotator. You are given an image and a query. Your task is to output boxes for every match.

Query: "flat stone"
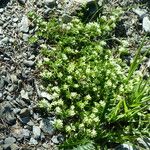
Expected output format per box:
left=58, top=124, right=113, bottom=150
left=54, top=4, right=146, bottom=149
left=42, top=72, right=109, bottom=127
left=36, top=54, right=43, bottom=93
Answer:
left=62, top=14, right=72, bottom=23
left=40, top=118, right=55, bottom=135
left=4, top=137, right=16, bottom=146
left=41, top=91, right=53, bottom=101
left=115, top=143, right=135, bottom=150
left=12, top=128, right=30, bottom=140
left=137, top=137, right=150, bottom=149
left=0, top=27, right=3, bottom=34
left=13, top=108, right=21, bottom=114
left=19, top=15, right=29, bottom=33
left=0, top=92, right=2, bottom=99
left=29, top=137, right=38, bottom=145
left=20, top=89, right=29, bottom=100
left=133, top=8, right=147, bottom=19
left=23, top=60, right=35, bottom=67
left=10, top=144, right=19, bottom=150
left=44, top=0, right=56, bottom=8
left=1, top=37, right=9, bottom=44
left=33, top=126, right=41, bottom=139
left=13, top=18, right=19, bottom=23
left=0, top=8, right=4, bottom=13
left=17, top=0, right=27, bottom=5
left=0, top=77, right=5, bottom=89
left=142, top=16, right=150, bottom=33
left=22, top=33, right=29, bottom=41
left=51, top=135, right=59, bottom=144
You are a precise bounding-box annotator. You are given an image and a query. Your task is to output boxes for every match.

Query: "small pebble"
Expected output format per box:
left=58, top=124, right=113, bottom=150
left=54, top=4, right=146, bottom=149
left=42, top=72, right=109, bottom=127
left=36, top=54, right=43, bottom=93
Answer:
left=33, top=126, right=41, bottom=139
left=29, top=137, right=38, bottom=145
left=23, top=60, right=35, bottom=67
left=17, top=0, right=27, bottom=5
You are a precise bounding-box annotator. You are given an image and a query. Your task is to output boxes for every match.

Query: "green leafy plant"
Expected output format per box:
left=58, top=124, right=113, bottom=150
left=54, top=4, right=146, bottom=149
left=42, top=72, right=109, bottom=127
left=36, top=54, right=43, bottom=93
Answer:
left=29, top=8, right=150, bottom=149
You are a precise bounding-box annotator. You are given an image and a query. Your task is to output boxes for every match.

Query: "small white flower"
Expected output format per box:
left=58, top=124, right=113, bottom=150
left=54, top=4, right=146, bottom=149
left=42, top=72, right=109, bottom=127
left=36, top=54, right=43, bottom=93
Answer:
left=65, top=125, right=72, bottom=133
left=106, top=80, right=112, bottom=87
left=90, top=113, right=96, bottom=119
left=93, top=117, right=99, bottom=123
left=85, top=94, right=91, bottom=100
left=52, top=86, right=60, bottom=93
left=63, top=84, right=69, bottom=90
left=58, top=72, right=63, bottom=78
left=57, top=99, right=64, bottom=105
left=110, top=16, right=116, bottom=21
left=91, top=129, right=97, bottom=137
left=68, top=109, right=75, bottom=116
left=67, top=76, right=72, bottom=81
left=52, top=92, right=59, bottom=99
left=74, top=84, right=79, bottom=88
left=92, top=107, right=98, bottom=113
left=55, top=107, right=62, bottom=114
left=99, top=101, right=105, bottom=107
left=79, top=123, right=84, bottom=129
left=86, top=68, right=91, bottom=74
left=53, top=119, right=63, bottom=129
left=71, top=92, right=78, bottom=98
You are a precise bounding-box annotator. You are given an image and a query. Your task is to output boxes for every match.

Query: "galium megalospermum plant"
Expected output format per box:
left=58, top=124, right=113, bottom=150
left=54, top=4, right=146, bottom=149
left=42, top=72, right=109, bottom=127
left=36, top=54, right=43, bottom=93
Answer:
left=28, top=8, right=150, bottom=149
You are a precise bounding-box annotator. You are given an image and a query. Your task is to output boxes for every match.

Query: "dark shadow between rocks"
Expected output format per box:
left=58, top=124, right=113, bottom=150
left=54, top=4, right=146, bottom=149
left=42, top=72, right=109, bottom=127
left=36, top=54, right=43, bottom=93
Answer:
left=0, top=0, right=10, bottom=8
left=115, top=20, right=127, bottom=38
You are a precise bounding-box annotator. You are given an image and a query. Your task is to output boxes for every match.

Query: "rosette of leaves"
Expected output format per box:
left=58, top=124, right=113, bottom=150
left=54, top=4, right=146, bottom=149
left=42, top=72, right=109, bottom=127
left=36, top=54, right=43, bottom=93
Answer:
left=29, top=9, right=150, bottom=149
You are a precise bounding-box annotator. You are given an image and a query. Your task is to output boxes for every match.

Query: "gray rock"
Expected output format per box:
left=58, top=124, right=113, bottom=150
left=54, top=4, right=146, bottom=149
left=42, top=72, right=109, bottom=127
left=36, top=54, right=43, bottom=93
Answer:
left=13, top=18, right=19, bottom=23
left=62, top=14, right=72, bottom=23
left=142, top=16, right=150, bottom=33
left=7, top=85, right=18, bottom=92
left=10, top=74, right=18, bottom=83
left=98, top=0, right=103, bottom=6
left=19, top=15, right=29, bottom=33
left=13, top=108, right=21, bottom=114
left=0, top=20, right=3, bottom=26
left=20, top=89, right=29, bottom=100
left=19, top=108, right=30, bottom=124
left=115, top=143, right=135, bottom=150
left=0, top=77, right=5, bottom=89
left=0, top=140, right=3, bottom=145
left=20, top=129, right=30, bottom=139
left=10, top=144, right=19, bottom=150
left=51, top=135, right=59, bottom=144
left=18, top=0, right=27, bottom=5
left=22, top=33, right=29, bottom=41
left=4, top=137, right=16, bottom=146
left=29, top=137, right=38, bottom=145
left=23, top=60, right=35, bottom=67
left=1, top=37, right=9, bottom=44
left=28, top=55, right=35, bottom=60
left=137, top=137, right=150, bottom=149
left=42, top=143, right=49, bottom=149
left=41, top=91, right=53, bottom=101
left=45, top=0, right=56, bottom=8
left=133, top=8, right=147, bottom=19
left=6, top=95, right=13, bottom=101
left=12, top=128, right=30, bottom=140
left=33, top=126, right=41, bottom=139
left=0, top=92, right=2, bottom=99
left=0, top=8, right=4, bottom=13
left=40, top=118, right=55, bottom=135
left=0, top=102, right=16, bottom=125
left=5, top=112, right=16, bottom=125
left=0, top=27, right=3, bottom=35
left=20, top=108, right=30, bottom=115
left=9, top=38, right=15, bottom=43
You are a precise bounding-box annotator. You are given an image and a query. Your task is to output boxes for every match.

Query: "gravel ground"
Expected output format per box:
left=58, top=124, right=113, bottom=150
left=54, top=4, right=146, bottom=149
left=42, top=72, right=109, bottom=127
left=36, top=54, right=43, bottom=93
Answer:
left=0, top=0, right=150, bottom=150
